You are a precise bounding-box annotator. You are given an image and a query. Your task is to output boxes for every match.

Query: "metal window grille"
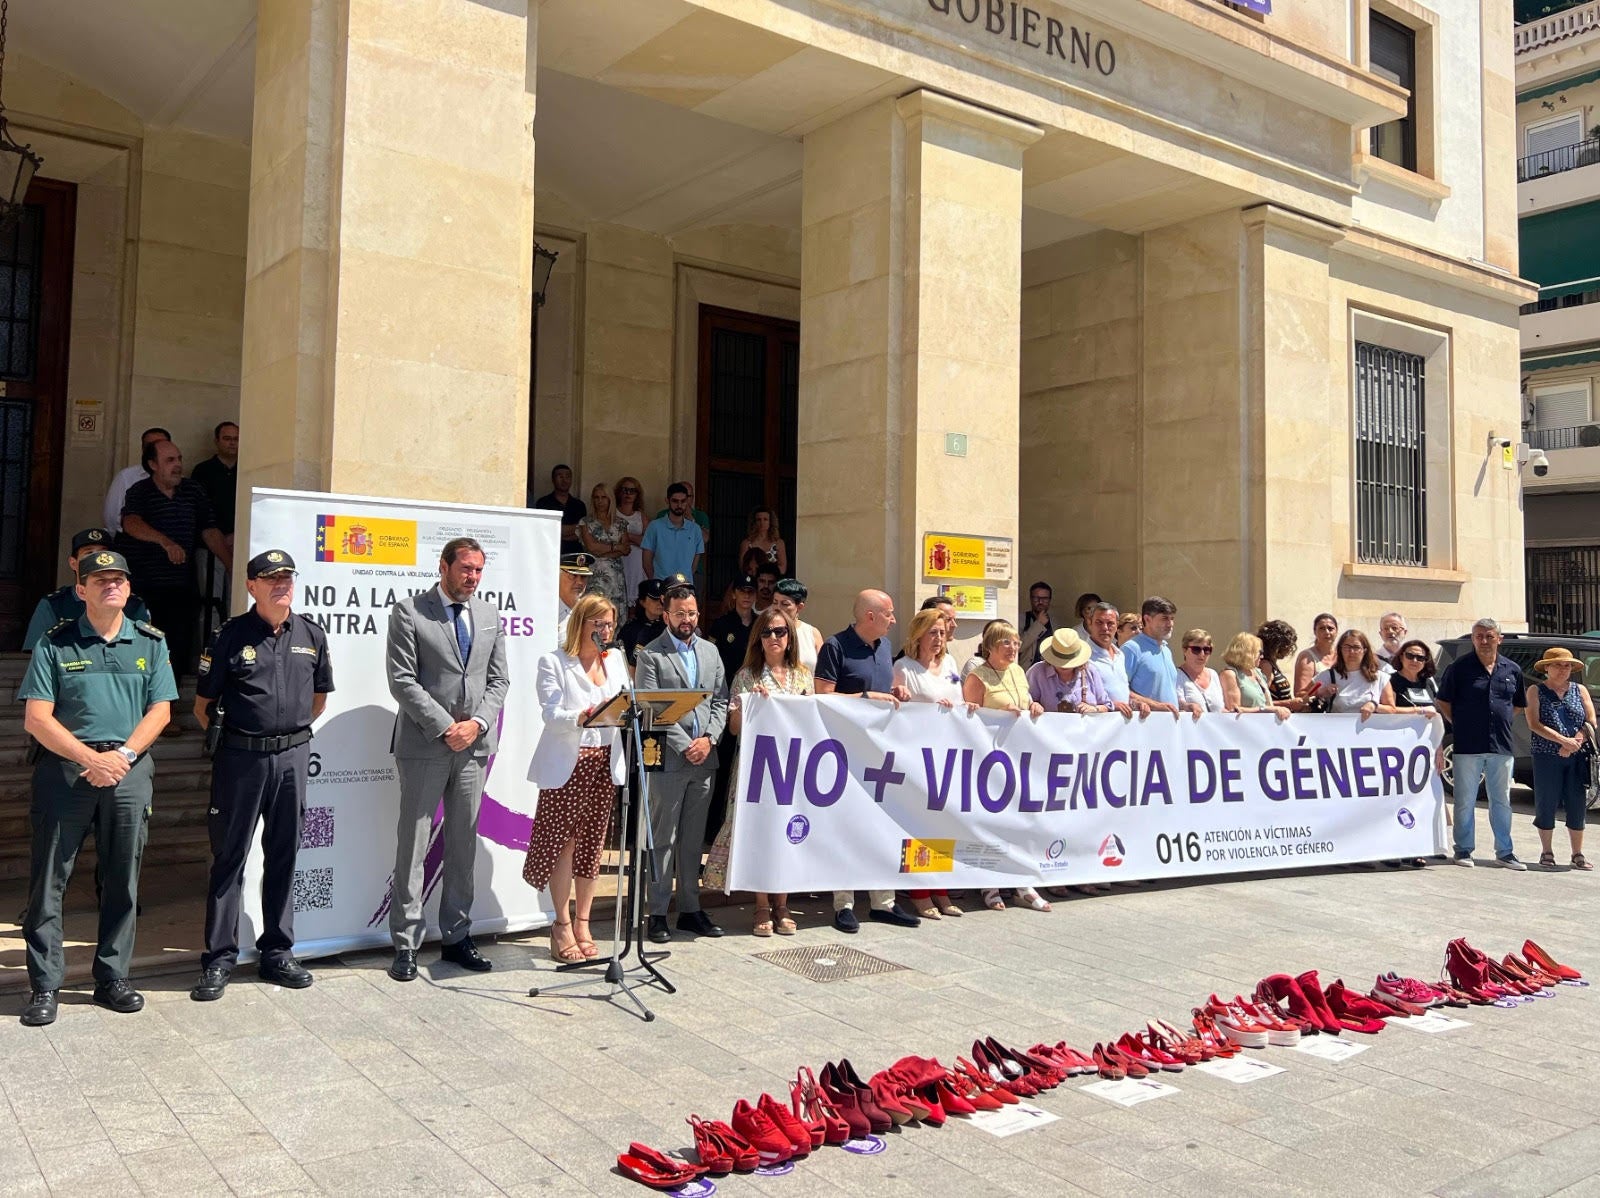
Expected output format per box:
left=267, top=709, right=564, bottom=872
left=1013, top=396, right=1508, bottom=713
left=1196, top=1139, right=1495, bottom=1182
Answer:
left=0, top=399, right=32, bottom=579
left=0, top=203, right=43, bottom=381
left=1354, top=342, right=1427, bottom=566
left=1526, top=546, right=1600, bottom=635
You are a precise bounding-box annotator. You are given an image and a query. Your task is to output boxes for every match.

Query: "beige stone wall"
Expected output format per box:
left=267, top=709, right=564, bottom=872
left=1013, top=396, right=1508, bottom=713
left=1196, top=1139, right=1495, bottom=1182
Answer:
left=1017, top=231, right=1140, bottom=617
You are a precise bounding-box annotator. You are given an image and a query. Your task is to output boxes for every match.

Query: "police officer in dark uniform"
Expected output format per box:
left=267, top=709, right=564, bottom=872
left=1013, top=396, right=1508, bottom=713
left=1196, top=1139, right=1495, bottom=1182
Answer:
left=618, top=577, right=667, bottom=668
left=189, top=549, right=334, bottom=1002
left=23, top=528, right=152, bottom=650
left=18, top=550, right=177, bottom=1027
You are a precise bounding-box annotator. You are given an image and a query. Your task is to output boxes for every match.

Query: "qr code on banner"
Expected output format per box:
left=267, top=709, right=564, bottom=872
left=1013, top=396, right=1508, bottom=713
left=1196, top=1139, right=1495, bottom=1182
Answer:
left=301, top=806, right=335, bottom=850
left=293, top=867, right=334, bottom=913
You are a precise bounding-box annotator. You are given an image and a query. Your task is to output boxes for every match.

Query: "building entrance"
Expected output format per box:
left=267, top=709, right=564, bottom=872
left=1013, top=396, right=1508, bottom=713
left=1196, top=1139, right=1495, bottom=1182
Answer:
left=696, top=305, right=798, bottom=603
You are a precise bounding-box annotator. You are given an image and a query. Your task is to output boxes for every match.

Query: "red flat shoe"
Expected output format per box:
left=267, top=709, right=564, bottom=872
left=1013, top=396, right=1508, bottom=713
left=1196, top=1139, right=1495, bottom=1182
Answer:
left=1091, top=1043, right=1125, bottom=1080
left=619, top=1143, right=705, bottom=1190
left=732, top=1098, right=794, bottom=1165
left=1102, top=1041, right=1150, bottom=1079
left=941, top=1067, right=1002, bottom=1111
left=1504, top=953, right=1560, bottom=988
left=1524, top=939, right=1582, bottom=980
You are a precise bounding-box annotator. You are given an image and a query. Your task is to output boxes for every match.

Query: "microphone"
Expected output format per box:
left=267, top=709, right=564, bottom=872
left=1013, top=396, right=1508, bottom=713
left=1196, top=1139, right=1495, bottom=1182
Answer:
left=592, top=630, right=610, bottom=651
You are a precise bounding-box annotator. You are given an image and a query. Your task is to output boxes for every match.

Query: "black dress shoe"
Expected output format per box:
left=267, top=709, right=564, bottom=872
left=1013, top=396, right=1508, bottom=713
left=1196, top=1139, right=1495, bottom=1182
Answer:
left=20, top=989, right=57, bottom=1027
left=648, top=916, right=671, bottom=944
left=676, top=911, right=723, bottom=938
left=388, top=949, right=418, bottom=982
left=439, top=936, right=492, bottom=972
left=92, top=978, right=145, bottom=1014
left=869, top=906, right=920, bottom=928
left=833, top=908, right=860, bottom=933
left=259, top=957, right=314, bottom=989
left=190, top=966, right=231, bottom=1002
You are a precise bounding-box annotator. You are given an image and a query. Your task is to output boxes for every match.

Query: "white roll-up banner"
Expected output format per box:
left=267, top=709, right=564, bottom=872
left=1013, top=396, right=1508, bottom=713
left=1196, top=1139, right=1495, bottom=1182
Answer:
left=726, top=697, right=1446, bottom=892
left=238, top=488, right=560, bottom=960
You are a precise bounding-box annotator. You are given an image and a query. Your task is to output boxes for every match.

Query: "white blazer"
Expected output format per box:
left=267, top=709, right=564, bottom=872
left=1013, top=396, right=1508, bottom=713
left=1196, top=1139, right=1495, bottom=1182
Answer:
left=527, top=648, right=630, bottom=788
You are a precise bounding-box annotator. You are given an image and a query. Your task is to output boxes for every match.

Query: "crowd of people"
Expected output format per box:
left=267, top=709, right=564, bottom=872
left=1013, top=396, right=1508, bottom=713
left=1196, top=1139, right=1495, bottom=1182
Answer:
left=535, top=546, right=1598, bottom=956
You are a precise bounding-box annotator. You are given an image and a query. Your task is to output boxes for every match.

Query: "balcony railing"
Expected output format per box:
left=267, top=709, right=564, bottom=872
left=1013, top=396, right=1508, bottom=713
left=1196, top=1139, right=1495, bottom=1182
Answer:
left=1518, top=138, right=1600, bottom=182
left=1529, top=424, right=1600, bottom=450
left=1516, top=0, right=1600, bottom=52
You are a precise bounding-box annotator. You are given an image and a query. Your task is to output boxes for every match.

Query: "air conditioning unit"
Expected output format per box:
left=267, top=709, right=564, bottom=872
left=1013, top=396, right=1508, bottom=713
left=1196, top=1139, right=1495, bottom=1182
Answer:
left=1580, top=424, right=1600, bottom=448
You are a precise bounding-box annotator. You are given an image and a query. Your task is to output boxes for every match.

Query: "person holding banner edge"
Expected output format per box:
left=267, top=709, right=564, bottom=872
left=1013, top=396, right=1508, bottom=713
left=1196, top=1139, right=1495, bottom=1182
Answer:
left=384, top=537, right=510, bottom=982
left=526, top=594, right=630, bottom=963
left=189, top=549, right=333, bottom=1002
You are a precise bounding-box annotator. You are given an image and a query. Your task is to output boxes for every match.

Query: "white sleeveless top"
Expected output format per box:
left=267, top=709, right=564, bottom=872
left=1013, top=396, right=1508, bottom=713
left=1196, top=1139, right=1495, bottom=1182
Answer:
left=796, top=619, right=820, bottom=671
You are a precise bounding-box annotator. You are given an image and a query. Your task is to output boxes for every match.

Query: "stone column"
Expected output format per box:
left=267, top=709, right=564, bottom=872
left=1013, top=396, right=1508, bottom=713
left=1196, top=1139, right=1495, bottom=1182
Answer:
left=797, top=92, right=1040, bottom=629
left=238, top=0, right=535, bottom=575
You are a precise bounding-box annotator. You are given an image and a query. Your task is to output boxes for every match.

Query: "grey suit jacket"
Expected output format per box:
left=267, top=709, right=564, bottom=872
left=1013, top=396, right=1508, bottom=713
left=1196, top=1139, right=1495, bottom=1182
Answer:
left=386, top=588, right=510, bottom=759
left=634, top=630, right=728, bottom=771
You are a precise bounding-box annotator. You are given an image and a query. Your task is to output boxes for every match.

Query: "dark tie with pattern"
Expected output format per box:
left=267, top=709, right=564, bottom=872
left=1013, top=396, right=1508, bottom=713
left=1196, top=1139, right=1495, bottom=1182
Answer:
left=449, top=602, right=472, bottom=662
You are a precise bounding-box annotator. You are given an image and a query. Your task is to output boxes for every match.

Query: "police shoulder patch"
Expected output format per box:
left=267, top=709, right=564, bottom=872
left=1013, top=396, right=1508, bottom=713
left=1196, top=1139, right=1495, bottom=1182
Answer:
left=134, top=621, right=166, bottom=640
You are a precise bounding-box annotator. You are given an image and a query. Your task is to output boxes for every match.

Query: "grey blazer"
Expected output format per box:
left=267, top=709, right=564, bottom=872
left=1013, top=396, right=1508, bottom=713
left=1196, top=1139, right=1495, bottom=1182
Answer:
left=634, top=630, right=728, bottom=771
left=386, top=588, right=510, bottom=758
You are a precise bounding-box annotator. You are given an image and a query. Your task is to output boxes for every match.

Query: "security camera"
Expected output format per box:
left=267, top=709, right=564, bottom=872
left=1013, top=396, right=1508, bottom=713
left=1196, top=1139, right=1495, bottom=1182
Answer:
left=1529, top=448, right=1550, bottom=477
left=1495, top=437, right=1513, bottom=450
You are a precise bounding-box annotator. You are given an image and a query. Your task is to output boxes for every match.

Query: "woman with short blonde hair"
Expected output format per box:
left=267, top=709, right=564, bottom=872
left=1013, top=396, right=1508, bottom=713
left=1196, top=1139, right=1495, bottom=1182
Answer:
left=615, top=476, right=647, bottom=601
left=1219, top=632, right=1289, bottom=718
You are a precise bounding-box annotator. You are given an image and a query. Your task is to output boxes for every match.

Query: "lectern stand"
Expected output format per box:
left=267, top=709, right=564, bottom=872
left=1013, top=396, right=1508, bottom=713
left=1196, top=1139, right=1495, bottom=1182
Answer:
left=527, top=685, right=708, bottom=1022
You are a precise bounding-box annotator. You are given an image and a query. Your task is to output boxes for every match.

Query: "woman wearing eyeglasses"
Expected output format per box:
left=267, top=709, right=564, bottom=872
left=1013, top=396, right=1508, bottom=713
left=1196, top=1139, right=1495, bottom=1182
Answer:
left=526, top=594, right=630, bottom=963
left=704, top=607, right=812, bottom=935
left=1388, top=638, right=1442, bottom=868
left=1176, top=629, right=1226, bottom=713
left=614, top=476, right=648, bottom=603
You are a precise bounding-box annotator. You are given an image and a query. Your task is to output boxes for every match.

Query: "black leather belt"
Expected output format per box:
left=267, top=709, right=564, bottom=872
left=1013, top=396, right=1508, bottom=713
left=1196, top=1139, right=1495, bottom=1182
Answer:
left=72, top=741, right=146, bottom=764
left=222, top=729, right=313, bottom=753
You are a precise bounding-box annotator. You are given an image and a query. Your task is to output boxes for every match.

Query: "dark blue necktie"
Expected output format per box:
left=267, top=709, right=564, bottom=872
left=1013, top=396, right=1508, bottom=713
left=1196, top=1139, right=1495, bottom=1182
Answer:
left=449, top=602, right=472, bottom=662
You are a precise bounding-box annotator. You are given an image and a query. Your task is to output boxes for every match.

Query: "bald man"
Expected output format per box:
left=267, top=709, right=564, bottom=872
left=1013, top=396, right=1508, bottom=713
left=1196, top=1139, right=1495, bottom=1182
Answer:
left=815, top=589, right=916, bottom=932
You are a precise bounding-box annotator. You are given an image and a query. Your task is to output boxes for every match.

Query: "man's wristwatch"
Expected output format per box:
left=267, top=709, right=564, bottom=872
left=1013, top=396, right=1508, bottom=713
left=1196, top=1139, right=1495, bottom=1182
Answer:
left=117, top=746, right=138, bottom=764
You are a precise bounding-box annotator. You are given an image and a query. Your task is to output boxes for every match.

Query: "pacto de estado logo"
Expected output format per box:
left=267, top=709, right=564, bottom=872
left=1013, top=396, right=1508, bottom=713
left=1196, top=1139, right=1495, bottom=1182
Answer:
left=1098, top=834, right=1125, bottom=867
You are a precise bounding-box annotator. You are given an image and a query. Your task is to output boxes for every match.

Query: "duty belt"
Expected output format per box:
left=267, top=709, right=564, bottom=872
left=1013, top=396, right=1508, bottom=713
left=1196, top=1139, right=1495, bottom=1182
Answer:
left=82, top=740, right=146, bottom=762
left=221, top=729, right=313, bottom=753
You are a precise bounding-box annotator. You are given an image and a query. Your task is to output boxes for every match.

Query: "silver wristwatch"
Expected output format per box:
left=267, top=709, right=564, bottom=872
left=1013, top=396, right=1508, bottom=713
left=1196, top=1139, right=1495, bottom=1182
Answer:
left=117, top=746, right=138, bottom=764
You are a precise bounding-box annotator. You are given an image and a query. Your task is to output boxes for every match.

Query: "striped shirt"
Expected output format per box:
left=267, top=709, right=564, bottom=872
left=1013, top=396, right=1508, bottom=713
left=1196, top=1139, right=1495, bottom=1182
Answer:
left=117, top=477, right=218, bottom=589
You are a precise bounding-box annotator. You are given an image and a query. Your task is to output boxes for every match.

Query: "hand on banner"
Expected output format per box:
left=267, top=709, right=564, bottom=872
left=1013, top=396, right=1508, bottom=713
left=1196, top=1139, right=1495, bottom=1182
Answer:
left=442, top=720, right=481, bottom=752
left=1184, top=703, right=1204, bottom=719
left=891, top=684, right=913, bottom=703
left=1271, top=706, right=1293, bottom=722
left=863, top=691, right=901, bottom=709
left=1359, top=701, right=1377, bottom=722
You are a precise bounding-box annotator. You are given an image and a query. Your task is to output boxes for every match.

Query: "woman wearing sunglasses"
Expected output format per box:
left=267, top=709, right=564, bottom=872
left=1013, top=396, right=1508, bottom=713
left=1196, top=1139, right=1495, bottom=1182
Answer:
left=1176, top=629, right=1226, bottom=713
left=1388, top=638, right=1442, bottom=868
left=703, top=607, right=812, bottom=935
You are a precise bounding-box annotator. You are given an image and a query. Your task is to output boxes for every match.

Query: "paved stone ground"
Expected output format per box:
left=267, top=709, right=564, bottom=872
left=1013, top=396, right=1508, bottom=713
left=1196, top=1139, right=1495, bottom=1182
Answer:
left=2, top=807, right=1599, bottom=1198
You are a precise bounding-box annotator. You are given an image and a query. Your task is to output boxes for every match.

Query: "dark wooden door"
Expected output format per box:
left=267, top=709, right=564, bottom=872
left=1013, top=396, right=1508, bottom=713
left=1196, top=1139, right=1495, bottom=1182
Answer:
left=0, top=178, right=73, bottom=648
left=696, top=306, right=798, bottom=608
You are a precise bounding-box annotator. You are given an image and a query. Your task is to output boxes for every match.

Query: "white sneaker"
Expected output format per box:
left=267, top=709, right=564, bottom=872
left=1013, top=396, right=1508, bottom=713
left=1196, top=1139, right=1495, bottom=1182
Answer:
left=1453, top=854, right=1475, bottom=867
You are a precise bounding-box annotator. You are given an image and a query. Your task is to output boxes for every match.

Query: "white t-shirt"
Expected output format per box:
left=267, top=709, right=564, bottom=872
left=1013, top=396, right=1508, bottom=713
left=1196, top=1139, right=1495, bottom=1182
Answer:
left=1177, top=668, right=1226, bottom=713
left=1313, top=667, right=1386, bottom=713
left=103, top=463, right=148, bottom=532
left=895, top=656, right=964, bottom=705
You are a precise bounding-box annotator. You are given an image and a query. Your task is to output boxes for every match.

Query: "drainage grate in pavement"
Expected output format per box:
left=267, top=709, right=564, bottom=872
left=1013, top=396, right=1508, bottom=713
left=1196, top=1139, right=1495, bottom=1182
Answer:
left=754, top=945, right=909, bottom=983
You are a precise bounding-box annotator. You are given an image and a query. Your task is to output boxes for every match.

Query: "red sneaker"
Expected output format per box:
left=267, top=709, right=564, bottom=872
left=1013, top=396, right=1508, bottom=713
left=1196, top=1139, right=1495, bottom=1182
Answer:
left=731, top=1098, right=794, bottom=1165
left=1190, top=1009, right=1240, bottom=1057
left=1374, top=971, right=1446, bottom=1008
left=1232, top=995, right=1302, bottom=1046
left=1203, top=998, right=1270, bottom=1049
left=758, top=1092, right=812, bottom=1157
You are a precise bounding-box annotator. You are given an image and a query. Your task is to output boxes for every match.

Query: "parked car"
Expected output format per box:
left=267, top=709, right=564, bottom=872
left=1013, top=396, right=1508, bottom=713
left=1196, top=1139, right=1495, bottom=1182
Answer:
left=1434, top=632, right=1600, bottom=808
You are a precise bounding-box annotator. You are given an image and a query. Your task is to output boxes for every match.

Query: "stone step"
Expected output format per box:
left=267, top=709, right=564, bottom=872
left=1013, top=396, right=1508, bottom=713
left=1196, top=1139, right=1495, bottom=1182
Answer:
left=0, top=823, right=212, bottom=882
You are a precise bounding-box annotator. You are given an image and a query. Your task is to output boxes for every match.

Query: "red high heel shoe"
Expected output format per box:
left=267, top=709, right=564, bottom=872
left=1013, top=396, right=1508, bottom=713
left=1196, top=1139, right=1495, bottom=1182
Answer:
left=954, top=1056, right=1019, bottom=1105
left=686, top=1117, right=734, bottom=1174
left=971, top=1040, right=1038, bottom=1096
left=687, top=1118, right=758, bottom=1172
left=619, top=1143, right=707, bottom=1190
left=824, top=1061, right=891, bottom=1134
left=1091, top=1043, right=1126, bottom=1080
left=1524, top=939, right=1582, bottom=980
left=1504, top=953, right=1560, bottom=988
left=1191, top=1008, right=1241, bottom=1057
left=940, top=1066, right=1002, bottom=1111
left=792, top=1067, right=850, bottom=1146
left=816, top=1066, right=872, bottom=1140
left=986, top=1037, right=1065, bottom=1088
left=1119, top=1032, right=1184, bottom=1073
left=1145, top=1020, right=1205, bottom=1063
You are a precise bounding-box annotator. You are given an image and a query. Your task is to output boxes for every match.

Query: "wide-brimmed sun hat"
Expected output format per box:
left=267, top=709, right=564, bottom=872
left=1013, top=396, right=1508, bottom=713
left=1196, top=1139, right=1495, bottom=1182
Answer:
left=1533, top=647, right=1586, bottom=677
left=1041, top=628, right=1092, bottom=670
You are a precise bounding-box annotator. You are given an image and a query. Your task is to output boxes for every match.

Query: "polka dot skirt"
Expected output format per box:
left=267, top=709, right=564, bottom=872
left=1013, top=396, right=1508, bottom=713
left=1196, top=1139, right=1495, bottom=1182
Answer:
left=522, top=746, right=615, bottom=889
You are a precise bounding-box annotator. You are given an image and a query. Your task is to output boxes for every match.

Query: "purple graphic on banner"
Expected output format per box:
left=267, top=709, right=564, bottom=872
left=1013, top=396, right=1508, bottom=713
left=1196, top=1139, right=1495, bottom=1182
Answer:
left=368, top=711, right=530, bottom=928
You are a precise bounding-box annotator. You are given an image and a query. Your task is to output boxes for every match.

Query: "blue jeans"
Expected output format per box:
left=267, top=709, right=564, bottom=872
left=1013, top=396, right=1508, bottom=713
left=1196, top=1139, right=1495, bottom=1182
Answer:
left=1452, top=753, right=1514, bottom=858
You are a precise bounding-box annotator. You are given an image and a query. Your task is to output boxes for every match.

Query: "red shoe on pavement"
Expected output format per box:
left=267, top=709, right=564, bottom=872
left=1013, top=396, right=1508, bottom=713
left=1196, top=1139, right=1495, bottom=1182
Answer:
left=619, top=1143, right=706, bottom=1191
left=1146, top=1019, right=1207, bottom=1063
left=1120, top=1032, right=1185, bottom=1073
left=685, top=1118, right=735, bottom=1175
left=1091, top=1043, right=1126, bottom=1080
left=1190, top=1009, right=1240, bottom=1058
left=731, top=1098, right=794, bottom=1165
left=1202, top=1000, right=1268, bottom=1049
left=1231, top=995, right=1303, bottom=1046
left=791, top=1067, right=850, bottom=1146
left=1374, top=971, right=1447, bottom=1008
left=758, top=1092, right=812, bottom=1157
left=1523, top=939, right=1582, bottom=980
left=954, top=1056, right=1019, bottom=1105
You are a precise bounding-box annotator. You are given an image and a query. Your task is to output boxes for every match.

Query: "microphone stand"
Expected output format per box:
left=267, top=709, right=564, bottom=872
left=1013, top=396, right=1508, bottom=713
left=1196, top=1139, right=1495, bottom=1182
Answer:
left=529, top=633, right=675, bottom=1021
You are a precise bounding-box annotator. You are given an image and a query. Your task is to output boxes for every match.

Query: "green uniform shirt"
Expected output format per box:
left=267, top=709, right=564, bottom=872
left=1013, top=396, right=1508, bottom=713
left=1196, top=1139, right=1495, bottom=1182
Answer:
left=18, top=613, right=179, bottom=742
left=23, top=585, right=152, bottom=651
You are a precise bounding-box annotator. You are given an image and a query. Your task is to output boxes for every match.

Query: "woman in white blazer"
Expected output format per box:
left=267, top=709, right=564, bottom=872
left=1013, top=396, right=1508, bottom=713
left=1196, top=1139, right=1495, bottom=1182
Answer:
left=525, top=593, right=629, bottom=963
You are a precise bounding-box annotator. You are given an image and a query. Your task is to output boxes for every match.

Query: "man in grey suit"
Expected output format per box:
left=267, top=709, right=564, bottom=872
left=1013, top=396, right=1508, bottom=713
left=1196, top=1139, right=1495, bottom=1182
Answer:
left=635, top=581, right=728, bottom=943
left=384, top=536, right=509, bottom=981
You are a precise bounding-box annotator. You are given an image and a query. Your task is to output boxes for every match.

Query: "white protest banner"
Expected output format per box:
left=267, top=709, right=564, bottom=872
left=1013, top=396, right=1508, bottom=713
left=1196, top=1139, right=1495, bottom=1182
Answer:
left=726, top=698, right=1445, bottom=892
left=238, top=488, right=560, bottom=960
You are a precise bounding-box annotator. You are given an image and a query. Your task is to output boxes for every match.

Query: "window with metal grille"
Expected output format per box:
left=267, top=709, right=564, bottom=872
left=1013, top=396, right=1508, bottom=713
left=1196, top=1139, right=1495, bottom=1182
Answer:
left=1369, top=13, right=1417, bottom=171
left=1354, top=341, right=1427, bottom=566
left=0, top=203, right=43, bottom=381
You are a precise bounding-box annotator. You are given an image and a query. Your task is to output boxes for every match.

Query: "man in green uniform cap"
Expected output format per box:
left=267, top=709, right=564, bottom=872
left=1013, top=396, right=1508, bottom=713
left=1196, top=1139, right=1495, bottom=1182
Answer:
left=17, top=549, right=178, bottom=1027
left=22, top=528, right=151, bottom=650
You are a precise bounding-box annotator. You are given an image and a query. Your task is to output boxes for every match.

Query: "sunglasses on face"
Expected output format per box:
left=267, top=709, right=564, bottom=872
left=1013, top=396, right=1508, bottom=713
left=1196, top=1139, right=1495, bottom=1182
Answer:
left=1402, top=652, right=1427, bottom=662
left=618, top=487, right=637, bottom=494
left=1187, top=646, right=1213, bottom=655
left=759, top=627, right=789, bottom=640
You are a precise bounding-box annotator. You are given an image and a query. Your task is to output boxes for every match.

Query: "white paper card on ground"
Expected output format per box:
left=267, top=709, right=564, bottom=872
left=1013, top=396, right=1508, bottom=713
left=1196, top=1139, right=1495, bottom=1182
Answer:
left=1291, top=1038, right=1368, bottom=1062
left=967, top=1102, right=1060, bottom=1137
left=1080, top=1078, right=1181, bottom=1106
left=1193, top=1057, right=1286, bottom=1083
left=1384, top=1011, right=1470, bottom=1033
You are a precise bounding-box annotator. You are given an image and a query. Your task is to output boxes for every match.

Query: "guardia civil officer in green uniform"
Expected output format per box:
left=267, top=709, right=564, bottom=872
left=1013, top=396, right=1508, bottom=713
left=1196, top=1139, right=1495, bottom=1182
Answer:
left=22, top=528, right=151, bottom=651
left=18, top=550, right=177, bottom=1027
left=190, top=549, right=333, bottom=1002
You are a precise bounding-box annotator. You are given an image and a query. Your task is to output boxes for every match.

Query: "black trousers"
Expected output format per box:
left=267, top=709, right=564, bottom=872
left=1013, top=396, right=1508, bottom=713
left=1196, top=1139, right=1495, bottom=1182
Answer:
left=26, top=754, right=152, bottom=990
left=202, top=743, right=308, bottom=970
left=142, top=586, right=201, bottom=678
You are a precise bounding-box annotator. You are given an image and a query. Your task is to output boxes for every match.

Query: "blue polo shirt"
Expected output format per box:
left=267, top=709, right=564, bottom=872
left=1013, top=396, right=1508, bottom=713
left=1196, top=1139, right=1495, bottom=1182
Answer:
left=641, top=516, right=705, bottom=580
left=816, top=625, right=892, bottom=695
left=1122, top=632, right=1179, bottom=705
left=1436, top=651, right=1526, bottom=756
left=1088, top=641, right=1130, bottom=704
